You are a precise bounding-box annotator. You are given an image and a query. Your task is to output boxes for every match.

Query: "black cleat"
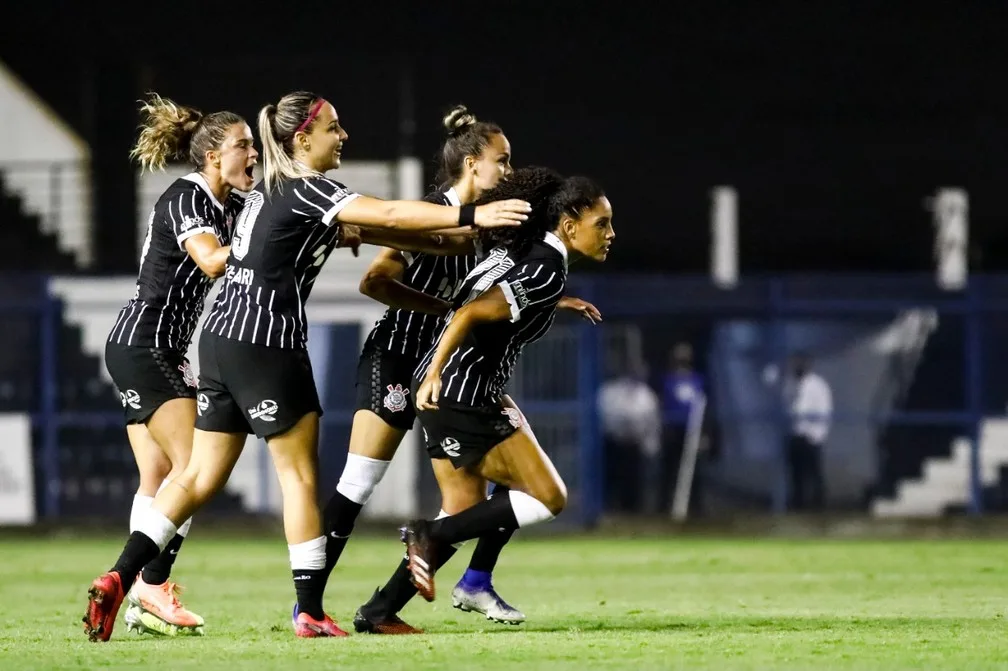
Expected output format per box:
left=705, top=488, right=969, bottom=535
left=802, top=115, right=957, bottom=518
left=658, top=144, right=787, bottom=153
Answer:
left=353, top=598, right=424, bottom=635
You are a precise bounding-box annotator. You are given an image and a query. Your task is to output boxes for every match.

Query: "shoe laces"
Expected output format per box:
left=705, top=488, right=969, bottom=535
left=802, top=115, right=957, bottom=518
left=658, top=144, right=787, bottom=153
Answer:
left=161, top=581, right=184, bottom=609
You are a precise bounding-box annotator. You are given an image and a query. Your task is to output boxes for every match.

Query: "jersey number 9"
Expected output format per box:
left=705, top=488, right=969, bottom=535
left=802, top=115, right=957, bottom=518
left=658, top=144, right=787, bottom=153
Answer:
left=231, top=191, right=265, bottom=261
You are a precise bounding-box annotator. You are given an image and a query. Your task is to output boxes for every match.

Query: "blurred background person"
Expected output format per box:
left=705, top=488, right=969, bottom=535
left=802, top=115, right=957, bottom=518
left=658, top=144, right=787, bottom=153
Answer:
left=597, top=358, right=661, bottom=514
left=784, top=351, right=833, bottom=512
left=657, top=342, right=707, bottom=515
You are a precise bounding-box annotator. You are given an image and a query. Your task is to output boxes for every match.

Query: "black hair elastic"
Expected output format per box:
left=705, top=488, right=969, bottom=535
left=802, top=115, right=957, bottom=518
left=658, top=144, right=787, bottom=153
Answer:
left=459, top=204, right=476, bottom=227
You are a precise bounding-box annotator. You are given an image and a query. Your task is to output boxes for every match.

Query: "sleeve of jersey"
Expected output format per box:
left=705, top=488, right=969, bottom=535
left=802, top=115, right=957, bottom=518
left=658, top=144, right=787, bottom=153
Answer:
left=294, top=177, right=360, bottom=226
left=171, top=190, right=217, bottom=249
left=496, top=262, right=566, bottom=323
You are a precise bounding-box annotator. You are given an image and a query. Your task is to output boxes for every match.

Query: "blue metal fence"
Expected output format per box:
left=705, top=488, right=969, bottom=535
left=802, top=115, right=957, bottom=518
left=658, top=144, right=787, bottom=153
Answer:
left=7, top=273, right=1008, bottom=526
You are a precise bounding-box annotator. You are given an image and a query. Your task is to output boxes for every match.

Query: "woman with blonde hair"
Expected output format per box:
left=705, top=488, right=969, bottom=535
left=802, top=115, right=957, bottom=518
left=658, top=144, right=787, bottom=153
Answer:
left=89, top=93, right=258, bottom=639
left=84, top=91, right=530, bottom=641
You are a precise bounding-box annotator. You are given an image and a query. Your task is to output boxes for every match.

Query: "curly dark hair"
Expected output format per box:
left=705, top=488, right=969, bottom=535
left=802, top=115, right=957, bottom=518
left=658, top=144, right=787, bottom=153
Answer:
left=475, top=166, right=605, bottom=257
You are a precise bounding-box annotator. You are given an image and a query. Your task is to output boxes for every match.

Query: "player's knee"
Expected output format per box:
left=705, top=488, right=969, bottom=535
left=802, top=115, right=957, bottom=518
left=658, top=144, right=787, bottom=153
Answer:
left=335, top=453, right=391, bottom=506
left=138, top=459, right=172, bottom=492
left=177, top=463, right=220, bottom=507
left=275, top=459, right=319, bottom=496
left=541, top=485, right=567, bottom=516
left=533, top=477, right=567, bottom=516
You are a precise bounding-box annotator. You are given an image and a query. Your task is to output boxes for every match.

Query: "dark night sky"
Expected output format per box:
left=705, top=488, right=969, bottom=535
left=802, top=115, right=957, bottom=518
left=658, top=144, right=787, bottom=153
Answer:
left=3, top=1, right=1008, bottom=273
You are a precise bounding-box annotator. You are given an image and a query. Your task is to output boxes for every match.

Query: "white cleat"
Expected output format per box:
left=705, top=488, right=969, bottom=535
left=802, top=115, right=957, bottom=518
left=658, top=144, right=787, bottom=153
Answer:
left=451, top=582, right=526, bottom=625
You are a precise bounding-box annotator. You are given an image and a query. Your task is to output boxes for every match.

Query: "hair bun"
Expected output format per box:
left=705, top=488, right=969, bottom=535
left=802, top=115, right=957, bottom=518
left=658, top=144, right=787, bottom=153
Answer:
left=443, top=104, right=477, bottom=135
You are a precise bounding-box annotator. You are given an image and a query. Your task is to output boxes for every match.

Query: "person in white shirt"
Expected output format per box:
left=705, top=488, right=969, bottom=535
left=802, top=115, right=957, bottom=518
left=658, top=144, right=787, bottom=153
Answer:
left=597, top=362, right=662, bottom=513
left=784, top=352, right=832, bottom=511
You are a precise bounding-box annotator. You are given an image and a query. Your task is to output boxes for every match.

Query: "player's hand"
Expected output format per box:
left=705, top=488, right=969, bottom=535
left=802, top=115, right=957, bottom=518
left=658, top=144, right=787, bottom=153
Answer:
left=337, top=224, right=362, bottom=256
left=558, top=296, right=602, bottom=324
left=416, top=374, right=441, bottom=411
left=473, top=199, right=530, bottom=229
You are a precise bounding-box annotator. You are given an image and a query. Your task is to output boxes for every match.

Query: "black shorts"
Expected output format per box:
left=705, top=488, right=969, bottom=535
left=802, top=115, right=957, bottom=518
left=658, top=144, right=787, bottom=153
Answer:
left=354, top=344, right=418, bottom=431
left=413, top=379, right=521, bottom=469
left=194, top=332, right=322, bottom=439
left=104, top=341, right=198, bottom=424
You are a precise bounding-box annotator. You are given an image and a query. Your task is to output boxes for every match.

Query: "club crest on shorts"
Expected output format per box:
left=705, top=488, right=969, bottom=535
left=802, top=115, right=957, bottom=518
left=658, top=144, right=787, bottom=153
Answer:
left=178, top=360, right=198, bottom=388
left=383, top=383, right=410, bottom=413
left=196, top=393, right=209, bottom=416
left=501, top=407, right=523, bottom=429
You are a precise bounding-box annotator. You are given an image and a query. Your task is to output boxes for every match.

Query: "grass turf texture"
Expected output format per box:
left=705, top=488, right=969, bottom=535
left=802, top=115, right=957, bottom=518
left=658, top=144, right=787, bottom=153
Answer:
left=1, top=534, right=1005, bottom=669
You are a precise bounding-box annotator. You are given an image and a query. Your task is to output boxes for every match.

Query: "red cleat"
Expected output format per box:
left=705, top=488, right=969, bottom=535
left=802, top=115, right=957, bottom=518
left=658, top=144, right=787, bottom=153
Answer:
left=401, top=521, right=436, bottom=602
left=82, top=571, right=125, bottom=642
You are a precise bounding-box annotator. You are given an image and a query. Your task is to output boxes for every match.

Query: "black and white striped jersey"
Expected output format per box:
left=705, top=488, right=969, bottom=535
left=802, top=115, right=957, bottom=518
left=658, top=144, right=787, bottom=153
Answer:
left=365, top=187, right=480, bottom=361
left=416, top=232, right=569, bottom=407
left=108, top=173, right=242, bottom=351
left=203, top=175, right=359, bottom=349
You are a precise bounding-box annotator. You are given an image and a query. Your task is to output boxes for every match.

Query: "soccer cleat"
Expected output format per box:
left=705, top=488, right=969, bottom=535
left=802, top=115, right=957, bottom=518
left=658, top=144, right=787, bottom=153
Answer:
left=123, top=603, right=205, bottom=637
left=451, top=581, right=526, bottom=625
left=126, top=578, right=204, bottom=635
left=401, top=521, right=436, bottom=602
left=292, top=604, right=349, bottom=638
left=82, top=571, right=125, bottom=642
left=352, top=589, right=423, bottom=635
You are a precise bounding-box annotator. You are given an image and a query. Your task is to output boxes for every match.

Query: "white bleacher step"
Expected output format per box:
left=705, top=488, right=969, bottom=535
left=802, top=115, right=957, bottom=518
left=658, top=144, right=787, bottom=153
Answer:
left=872, top=418, right=1008, bottom=518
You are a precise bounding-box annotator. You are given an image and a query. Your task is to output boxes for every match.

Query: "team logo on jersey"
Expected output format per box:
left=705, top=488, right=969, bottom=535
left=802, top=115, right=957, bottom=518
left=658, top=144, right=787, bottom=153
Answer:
left=440, top=437, right=461, bottom=458
left=120, top=389, right=141, bottom=410
left=196, top=393, right=209, bottom=416
left=178, top=361, right=198, bottom=389
left=179, top=215, right=205, bottom=232
left=248, top=399, right=278, bottom=422
left=502, top=407, right=523, bottom=429
left=383, top=384, right=410, bottom=413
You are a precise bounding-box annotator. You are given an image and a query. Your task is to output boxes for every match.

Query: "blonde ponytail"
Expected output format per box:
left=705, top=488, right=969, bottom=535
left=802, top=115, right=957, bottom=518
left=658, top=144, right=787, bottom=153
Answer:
left=129, top=93, right=202, bottom=173
left=257, top=91, right=324, bottom=194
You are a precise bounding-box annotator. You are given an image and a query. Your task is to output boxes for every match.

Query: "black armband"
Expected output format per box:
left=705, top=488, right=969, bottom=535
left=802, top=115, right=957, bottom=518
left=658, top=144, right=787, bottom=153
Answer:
left=459, top=204, right=476, bottom=227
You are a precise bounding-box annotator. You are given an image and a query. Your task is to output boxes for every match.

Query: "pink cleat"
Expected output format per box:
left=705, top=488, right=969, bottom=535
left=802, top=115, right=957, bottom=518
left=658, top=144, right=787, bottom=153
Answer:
left=292, top=604, right=349, bottom=638
left=126, top=579, right=204, bottom=635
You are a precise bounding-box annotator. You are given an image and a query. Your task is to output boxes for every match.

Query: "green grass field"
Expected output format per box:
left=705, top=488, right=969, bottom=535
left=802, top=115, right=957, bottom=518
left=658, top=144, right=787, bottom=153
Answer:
left=1, top=532, right=1006, bottom=669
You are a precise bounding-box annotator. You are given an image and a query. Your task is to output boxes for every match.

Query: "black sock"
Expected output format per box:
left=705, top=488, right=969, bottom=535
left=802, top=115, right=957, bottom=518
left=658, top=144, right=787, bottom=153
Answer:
left=111, top=531, right=161, bottom=589
left=140, top=534, right=185, bottom=585
left=293, top=569, right=327, bottom=620
left=429, top=494, right=519, bottom=546
left=322, top=491, right=364, bottom=581
left=468, top=485, right=514, bottom=573
left=371, top=545, right=459, bottom=616
left=468, top=528, right=515, bottom=573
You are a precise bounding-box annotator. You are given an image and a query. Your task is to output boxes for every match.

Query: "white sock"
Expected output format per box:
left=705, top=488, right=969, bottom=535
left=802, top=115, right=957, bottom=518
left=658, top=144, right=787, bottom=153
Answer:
left=177, top=518, right=192, bottom=537
left=508, top=490, right=555, bottom=527
left=336, top=454, right=391, bottom=506
left=130, top=495, right=154, bottom=533
left=289, top=536, right=326, bottom=570
left=137, top=507, right=179, bottom=551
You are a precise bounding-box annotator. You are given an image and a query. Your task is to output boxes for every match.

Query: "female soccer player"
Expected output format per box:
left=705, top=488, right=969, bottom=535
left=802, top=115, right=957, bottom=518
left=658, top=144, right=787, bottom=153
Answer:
left=99, top=93, right=257, bottom=637
left=324, top=106, right=600, bottom=635
left=82, top=90, right=530, bottom=641
left=398, top=166, right=614, bottom=603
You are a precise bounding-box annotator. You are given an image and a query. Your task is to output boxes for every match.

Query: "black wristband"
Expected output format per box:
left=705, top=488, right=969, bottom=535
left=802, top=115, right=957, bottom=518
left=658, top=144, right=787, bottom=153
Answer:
left=459, top=204, right=476, bottom=227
